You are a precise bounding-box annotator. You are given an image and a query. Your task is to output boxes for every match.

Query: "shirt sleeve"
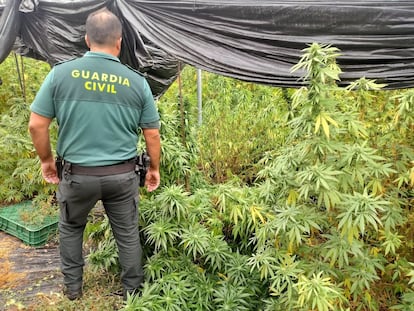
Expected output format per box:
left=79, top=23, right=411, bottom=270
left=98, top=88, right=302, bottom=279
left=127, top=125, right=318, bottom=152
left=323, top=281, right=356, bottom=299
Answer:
left=30, top=69, right=56, bottom=118
left=139, top=79, right=160, bottom=128
left=140, top=120, right=161, bottom=129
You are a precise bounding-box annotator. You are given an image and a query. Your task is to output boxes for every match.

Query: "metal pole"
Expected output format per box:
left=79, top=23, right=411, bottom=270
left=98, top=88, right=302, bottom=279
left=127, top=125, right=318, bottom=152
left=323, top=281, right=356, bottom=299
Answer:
left=197, top=68, right=202, bottom=125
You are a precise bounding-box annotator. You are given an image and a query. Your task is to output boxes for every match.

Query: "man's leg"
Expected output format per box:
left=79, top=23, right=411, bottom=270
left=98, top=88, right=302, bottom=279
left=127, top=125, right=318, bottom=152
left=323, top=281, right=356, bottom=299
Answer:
left=101, top=171, right=143, bottom=295
left=57, top=173, right=100, bottom=298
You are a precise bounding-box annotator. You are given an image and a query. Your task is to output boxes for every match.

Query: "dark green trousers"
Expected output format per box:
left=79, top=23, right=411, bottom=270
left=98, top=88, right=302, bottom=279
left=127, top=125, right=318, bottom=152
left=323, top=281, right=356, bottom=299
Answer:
left=56, top=170, right=143, bottom=293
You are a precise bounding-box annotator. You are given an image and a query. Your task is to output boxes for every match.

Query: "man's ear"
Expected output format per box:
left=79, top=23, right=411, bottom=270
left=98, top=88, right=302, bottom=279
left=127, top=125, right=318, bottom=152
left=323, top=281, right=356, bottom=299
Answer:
left=85, top=34, right=90, bottom=48
left=116, top=37, right=122, bottom=50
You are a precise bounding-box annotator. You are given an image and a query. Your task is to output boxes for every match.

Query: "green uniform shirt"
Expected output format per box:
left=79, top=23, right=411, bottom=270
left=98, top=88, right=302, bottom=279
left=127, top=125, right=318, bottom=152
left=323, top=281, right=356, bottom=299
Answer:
left=30, top=52, right=160, bottom=166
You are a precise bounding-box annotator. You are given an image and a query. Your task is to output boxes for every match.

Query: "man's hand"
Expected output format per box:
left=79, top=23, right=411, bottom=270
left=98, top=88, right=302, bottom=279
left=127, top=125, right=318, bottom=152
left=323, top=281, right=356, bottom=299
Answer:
left=145, top=168, right=160, bottom=192
left=41, top=158, right=59, bottom=184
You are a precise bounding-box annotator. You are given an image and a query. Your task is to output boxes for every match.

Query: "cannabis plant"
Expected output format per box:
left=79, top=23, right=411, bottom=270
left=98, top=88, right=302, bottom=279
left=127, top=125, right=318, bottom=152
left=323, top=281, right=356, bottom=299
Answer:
left=85, top=45, right=414, bottom=310
left=250, top=43, right=411, bottom=310
left=0, top=55, right=55, bottom=203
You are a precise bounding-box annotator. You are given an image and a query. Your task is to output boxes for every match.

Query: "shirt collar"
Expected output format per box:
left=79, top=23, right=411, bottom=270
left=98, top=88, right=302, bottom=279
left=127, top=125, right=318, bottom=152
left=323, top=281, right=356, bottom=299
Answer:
left=84, top=51, right=120, bottom=63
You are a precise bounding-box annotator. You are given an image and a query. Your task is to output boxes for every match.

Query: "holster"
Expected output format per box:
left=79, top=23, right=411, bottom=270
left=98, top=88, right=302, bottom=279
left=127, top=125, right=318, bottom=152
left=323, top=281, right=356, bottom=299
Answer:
left=55, top=156, right=63, bottom=180
left=135, top=152, right=150, bottom=187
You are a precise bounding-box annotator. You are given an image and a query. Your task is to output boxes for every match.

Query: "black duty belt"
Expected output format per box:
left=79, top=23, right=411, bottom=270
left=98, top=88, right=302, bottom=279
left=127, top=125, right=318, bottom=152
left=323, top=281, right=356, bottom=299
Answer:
left=65, top=159, right=135, bottom=176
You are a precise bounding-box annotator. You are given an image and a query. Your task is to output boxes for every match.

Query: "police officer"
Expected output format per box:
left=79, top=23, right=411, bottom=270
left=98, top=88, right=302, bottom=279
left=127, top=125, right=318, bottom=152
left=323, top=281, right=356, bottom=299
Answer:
left=28, top=8, right=161, bottom=300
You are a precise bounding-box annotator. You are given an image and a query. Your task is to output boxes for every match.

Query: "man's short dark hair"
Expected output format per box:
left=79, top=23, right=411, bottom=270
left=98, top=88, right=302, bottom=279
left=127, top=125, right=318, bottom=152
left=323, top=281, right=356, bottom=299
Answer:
left=85, top=8, right=122, bottom=46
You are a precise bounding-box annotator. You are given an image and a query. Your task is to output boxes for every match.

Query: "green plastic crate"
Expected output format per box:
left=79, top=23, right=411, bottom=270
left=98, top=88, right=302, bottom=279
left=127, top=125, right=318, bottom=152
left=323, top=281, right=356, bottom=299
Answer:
left=0, top=201, right=58, bottom=247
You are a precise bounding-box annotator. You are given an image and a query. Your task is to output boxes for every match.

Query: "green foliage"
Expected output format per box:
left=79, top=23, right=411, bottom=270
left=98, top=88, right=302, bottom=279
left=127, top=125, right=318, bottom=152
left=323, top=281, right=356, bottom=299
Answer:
left=154, top=184, right=191, bottom=222
left=3, top=45, right=414, bottom=310
left=267, top=254, right=305, bottom=302
left=213, top=283, right=252, bottom=311
left=0, top=54, right=52, bottom=204
left=337, top=190, right=389, bottom=242
left=84, top=214, right=120, bottom=273
left=295, top=272, right=347, bottom=311
left=156, top=103, right=194, bottom=188
left=144, top=218, right=180, bottom=253
left=87, top=238, right=120, bottom=273
left=202, top=235, right=231, bottom=272
left=179, top=224, right=211, bottom=260
left=164, top=67, right=288, bottom=184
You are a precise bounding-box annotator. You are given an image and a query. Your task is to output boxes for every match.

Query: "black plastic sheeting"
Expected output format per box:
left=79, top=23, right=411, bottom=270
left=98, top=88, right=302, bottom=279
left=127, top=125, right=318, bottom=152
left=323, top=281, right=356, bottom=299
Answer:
left=0, top=0, right=414, bottom=97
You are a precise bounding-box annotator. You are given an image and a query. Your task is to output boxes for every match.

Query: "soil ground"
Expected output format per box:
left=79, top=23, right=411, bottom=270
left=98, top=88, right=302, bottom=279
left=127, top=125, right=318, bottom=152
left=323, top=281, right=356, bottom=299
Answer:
left=0, top=231, right=62, bottom=311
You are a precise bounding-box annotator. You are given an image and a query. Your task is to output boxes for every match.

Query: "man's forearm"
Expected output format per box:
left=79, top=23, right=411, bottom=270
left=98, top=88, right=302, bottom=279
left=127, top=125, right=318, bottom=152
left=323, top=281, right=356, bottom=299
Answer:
left=28, top=112, right=54, bottom=162
left=30, top=129, right=53, bottom=161
left=143, top=128, right=161, bottom=170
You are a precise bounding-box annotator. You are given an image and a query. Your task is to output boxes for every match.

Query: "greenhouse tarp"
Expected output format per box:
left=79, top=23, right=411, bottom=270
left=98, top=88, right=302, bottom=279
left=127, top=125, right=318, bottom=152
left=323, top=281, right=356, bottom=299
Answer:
left=1, top=0, right=414, bottom=96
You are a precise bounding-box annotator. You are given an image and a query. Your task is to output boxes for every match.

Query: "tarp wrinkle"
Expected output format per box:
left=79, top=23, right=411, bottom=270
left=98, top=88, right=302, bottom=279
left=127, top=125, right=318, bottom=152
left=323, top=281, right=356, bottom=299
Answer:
left=19, top=0, right=39, bottom=13
left=0, top=0, right=413, bottom=96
